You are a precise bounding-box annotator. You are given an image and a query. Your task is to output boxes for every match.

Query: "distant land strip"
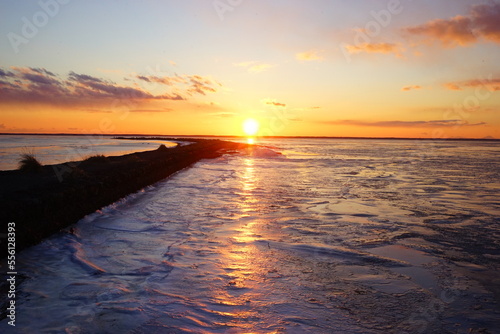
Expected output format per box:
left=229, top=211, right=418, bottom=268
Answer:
left=0, top=133, right=498, bottom=141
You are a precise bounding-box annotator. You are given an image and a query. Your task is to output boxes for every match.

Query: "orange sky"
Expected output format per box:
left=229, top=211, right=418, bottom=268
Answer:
left=1, top=0, right=499, bottom=138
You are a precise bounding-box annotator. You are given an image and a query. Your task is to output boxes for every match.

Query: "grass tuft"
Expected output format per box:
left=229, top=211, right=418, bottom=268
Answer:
left=18, top=153, right=43, bottom=172
left=84, top=154, right=108, bottom=163
left=157, top=144, right=169, bottom=151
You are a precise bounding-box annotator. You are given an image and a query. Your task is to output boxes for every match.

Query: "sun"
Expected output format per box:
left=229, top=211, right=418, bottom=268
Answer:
left=242, top=118, right=259, bottom=136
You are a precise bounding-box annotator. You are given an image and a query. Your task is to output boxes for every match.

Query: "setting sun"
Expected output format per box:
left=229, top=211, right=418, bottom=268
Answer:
left=242, top=118, right=259, bottom=136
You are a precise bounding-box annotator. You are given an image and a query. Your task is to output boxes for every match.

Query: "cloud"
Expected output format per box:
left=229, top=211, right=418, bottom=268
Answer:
left=187, top=75, right=220, bottom=96
left=129, top=108, right=173, bottom=113
left=444, top=77, right=500, bottom=91
left=296, top=50, right=324, bottom=61
left=327, top=119, right=486, bottom=128
left=248, top=64, right=273, bottom=73
left=68, top=71, right=178, bottom=100
left=404, top=3, right=500, bottom=47
left=412, top=105, right=498, bottom=115
left=136, top=74, right=183, bottom=86
left=0, top=67, right=222, bottom=108
left=79, top=109, right=114, bottom=113
left=344, top=42, right=403, bottom=56
left=234, top=61, right=273, bottom=73
left=13, top=66, right=61, bottom=87
left=262, top=99, right=286, bottom=108
left=29, top=67, right=56, bottom=77
left=402, top=85, right=422, bottom=91
left=0, top=69, right=14, bottom=78
left=137, top=74, right=221, bottom=96
left=444, top=83, right=462, bottom=91
left=0, top=123, right=5, bottom=129
left=69, top=71, right=105, bottom=83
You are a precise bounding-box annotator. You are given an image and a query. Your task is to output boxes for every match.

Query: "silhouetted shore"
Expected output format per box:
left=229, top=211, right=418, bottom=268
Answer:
left=0, top=139, right=250, bottom=256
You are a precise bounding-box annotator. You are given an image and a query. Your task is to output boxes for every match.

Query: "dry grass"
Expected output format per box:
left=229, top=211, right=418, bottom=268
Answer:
left=157, top=144, right=169, bottom=151
left=18, top=153, right=43, bottom=172
left=84, top=154, right=108, bottom=163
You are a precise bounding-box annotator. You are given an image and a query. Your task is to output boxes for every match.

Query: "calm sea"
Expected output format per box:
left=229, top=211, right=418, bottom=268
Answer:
left=1, top=137, right=499, bottom=333
left=0, top=134, right=177, bottom=170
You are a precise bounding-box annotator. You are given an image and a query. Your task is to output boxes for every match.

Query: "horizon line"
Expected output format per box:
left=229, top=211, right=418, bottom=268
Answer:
left=0, top=132, right=498, bottom=141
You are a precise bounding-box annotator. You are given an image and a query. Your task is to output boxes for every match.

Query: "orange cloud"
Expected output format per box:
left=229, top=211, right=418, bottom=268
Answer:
left=128, top=108, right=172, bottom=113
left=402, top=85, right=422, bottom=91
left=296, top=50, right=324, bottom=61
left=234, top=61, right=273, bottom=73
left=405, top=3, right=500, bottom=47
left=262, top=99, right=286, bottom=108
left=345, top=42, right=403, bottom=56
left=444, top=83, right=462, bottom=91
left=248, top=64, right=273, bottom=73
left=444, top=78, right=500, bottom=91
left=325, top=119, right=486, bottom=128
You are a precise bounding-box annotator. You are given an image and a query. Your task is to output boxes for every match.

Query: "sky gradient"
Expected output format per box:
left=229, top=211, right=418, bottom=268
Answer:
left=1, top=0, right=499, bottom=138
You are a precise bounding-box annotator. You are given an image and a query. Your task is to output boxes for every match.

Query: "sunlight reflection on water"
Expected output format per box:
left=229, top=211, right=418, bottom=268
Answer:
left=1, top=139, right=499, bottom=333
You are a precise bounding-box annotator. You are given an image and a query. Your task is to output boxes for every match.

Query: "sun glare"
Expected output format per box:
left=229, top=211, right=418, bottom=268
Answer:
left=243, top=118, right=259, bottom=136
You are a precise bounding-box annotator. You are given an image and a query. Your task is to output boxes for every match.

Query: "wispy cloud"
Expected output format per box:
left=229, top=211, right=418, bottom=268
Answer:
left=326, top=119, right=486, bottom=128
left=211, top=112, right=235, bottom=118
left=296, top=50, right=324, bottom=61
left=262, top=99, right=286, bottom=108
left=129, top=108, right=173, bottom=113
left=444, top=83, right=462, bottom=91
left=187, top=75, right=221, bottom=95
left=0, top=68, right=14, bottom=78
left=402, top=85, right=422, bottom=91
left=137, top=74, right=221, bottom=96
left=344, top=42, right=403, bottom=56
left=68, top=71, right=183, bottom=100
left=136, top=75, right=182, bottom=86
left=79, top=108, right=114, bottom=113
left=248, top=64, right=273, bottom=73
left=404, top=3, right=500, bottom=47
left=444, top=78, right=500, bottom=91
left=234, top=61, right=274, bottom=73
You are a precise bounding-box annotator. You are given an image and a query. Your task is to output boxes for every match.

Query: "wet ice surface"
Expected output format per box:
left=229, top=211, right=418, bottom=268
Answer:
left=2, top=139, right=500, bottom=333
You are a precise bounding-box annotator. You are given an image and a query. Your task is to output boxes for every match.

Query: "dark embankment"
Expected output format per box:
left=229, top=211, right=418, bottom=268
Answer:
left=0, top=139, right=249, bottom=257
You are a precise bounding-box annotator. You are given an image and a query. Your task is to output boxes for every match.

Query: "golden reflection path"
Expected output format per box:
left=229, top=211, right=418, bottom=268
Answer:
left=211, top=153, right=279, bottom=331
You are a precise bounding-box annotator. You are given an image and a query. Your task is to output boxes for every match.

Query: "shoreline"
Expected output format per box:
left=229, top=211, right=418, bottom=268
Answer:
left=0, top=138, right=250, bottom=256
left=0, top=138, right=244, bottom=320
